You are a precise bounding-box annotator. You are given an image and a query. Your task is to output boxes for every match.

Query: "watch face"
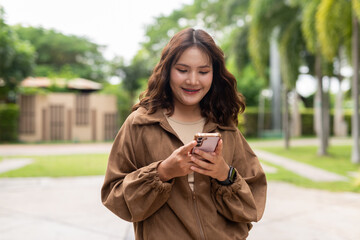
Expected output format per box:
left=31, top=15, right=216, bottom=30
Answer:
left=229, top=167, right=236, bottom=182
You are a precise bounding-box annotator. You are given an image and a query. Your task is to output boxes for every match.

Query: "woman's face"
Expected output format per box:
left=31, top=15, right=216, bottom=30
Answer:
left=170, top=47, right=213, bottom=111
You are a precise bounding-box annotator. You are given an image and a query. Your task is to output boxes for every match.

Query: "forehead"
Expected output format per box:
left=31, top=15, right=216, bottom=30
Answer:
left=175, top=47, right=211, bottom=66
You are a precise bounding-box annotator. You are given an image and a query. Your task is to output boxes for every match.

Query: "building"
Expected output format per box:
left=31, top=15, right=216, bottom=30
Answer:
left=18, top=77, right=118, bottom=142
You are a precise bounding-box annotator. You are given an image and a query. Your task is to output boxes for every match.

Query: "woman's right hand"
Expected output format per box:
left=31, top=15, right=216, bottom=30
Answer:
left=158, top=141, right=198, bottom=182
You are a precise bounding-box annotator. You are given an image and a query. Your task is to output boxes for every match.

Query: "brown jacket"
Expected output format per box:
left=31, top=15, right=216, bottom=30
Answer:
left=101, top=107, right=267, bottom=240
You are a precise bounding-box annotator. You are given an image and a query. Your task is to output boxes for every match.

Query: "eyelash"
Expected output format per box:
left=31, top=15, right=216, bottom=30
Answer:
left=177, top=69, right=209, bottom=75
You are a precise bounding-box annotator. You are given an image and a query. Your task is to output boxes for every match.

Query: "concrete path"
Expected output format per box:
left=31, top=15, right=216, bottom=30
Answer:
left=1, top=176, right=359, bottom=240
left=255, top=149, right=348, bottom=182
left=249, top=181, right=360, bottom=240
left=0, top=138, right=359, bottom=239
left=0, top=176, right=134, bottom=240
left=0, top=158, right=33, bottom=174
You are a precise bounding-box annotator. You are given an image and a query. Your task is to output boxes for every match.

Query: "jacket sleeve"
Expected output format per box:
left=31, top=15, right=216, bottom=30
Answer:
left=101, top=118, right=174, bottom=222
left=211, top=130, right=267, bottom=223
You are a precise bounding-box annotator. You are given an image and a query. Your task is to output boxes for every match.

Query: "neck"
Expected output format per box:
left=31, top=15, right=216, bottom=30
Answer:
left=171, top=104, right=202, bottom=122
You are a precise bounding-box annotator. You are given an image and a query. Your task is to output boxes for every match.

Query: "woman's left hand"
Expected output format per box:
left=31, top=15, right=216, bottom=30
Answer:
left=190, top=139, right=230, bottom=181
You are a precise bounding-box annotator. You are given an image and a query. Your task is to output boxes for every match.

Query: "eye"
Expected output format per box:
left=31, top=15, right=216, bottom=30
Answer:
left=199, top=71, right=210, bottom=75
left=177, top=68, right=187, bottom=73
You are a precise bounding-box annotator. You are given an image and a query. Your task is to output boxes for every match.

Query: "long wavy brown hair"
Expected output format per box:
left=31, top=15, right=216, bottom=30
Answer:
left=132, top=28, right=245, bottom=126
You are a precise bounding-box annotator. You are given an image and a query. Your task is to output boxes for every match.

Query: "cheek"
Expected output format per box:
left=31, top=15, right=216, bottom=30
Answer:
left=170, top=71, right=183, bottom=85
left=202, top=75, right=213, bottom=90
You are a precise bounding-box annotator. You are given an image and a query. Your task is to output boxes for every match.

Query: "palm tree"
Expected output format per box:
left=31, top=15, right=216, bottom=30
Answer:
left=248, top=0, right=305, bottom=149
left=314, top=0, right=359, bottom=162
left=352, top=1, right=360, bottom=163
left=301, top=0, right=332, bottom=155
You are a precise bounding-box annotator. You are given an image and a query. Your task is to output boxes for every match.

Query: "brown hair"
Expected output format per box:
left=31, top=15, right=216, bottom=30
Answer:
left=132, top=28, right=245, bottom=126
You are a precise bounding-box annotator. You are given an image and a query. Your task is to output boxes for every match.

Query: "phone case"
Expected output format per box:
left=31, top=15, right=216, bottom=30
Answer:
left=191, top=133, right=221, bottom=153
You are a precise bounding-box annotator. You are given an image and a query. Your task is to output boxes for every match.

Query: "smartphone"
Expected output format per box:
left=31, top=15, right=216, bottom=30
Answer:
left=191, top=133, right=221, bottom=154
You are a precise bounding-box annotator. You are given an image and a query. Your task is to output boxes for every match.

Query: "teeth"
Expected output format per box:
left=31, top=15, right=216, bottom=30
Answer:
left=184, top=88, right=198, bottom=92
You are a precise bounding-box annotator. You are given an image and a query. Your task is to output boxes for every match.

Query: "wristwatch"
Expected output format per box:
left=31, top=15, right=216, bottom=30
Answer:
left=217, top=166, right=237, bottom=186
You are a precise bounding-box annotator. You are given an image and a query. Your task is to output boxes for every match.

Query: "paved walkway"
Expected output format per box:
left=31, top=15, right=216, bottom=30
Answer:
left=1, top=176, right=359, bottom=240
left=255, top=149, right=348, bottom=182
left=0, top=138, right=359, bottom=239
left=0, top=158, right=33, bottom=174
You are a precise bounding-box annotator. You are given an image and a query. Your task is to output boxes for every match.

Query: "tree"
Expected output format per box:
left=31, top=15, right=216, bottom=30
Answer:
left=314, top=0, right=359, bottom=161
left=352, top=0, right=360, bottom=163
left=14, top=25, right=107, bottom=82
left=0, top=7, right=35, bottom=102
left=110, top=54, right=151, bottom=106
left=248, top=0, right=306, bottom=148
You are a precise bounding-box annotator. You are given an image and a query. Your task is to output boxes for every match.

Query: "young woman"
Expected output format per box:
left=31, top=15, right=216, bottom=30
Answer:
left=101, top=28, right=267, bottom=240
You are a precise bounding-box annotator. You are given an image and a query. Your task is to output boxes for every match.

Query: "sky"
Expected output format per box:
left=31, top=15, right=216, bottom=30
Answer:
left=0, top=0, right=193, bottom=61
left=0, top=0, right=351, bottom=95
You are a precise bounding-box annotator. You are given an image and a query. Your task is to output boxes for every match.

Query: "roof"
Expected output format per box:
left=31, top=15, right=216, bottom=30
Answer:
left=21, top=77, right=102, bottom=90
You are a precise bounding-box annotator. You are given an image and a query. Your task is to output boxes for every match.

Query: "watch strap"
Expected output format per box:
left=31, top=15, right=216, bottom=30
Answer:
left=217, top=166, right=236, bottom=186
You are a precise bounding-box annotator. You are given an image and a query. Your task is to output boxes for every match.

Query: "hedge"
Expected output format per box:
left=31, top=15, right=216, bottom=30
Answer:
left=0, top=104, right=19, bottom=142
left=239, top=107, right=353, bottom=138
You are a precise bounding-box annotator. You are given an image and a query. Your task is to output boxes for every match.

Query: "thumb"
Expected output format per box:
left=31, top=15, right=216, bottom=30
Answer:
left=181, top=140, right=197, bottom=154
left=215, top=139, right=223, bottom=155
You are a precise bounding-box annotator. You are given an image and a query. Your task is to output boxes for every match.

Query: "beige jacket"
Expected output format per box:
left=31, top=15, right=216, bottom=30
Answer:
left=101, top=107, right=267, bottom=240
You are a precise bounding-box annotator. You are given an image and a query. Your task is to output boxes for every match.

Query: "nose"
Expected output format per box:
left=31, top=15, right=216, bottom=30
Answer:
left=187, top=71, right=198, bottom=85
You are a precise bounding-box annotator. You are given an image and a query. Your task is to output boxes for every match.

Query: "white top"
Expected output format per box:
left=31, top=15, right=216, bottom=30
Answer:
left=166, top=115, right=205, bottom=191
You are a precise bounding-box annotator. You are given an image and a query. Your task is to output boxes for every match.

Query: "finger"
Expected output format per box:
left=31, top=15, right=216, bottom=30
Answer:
left=215, top=139, right=223, bottom=155
left=181, top=140, right=197, bottom=154
left=193, top=148, right=214, bottom=162
left=191, top=156, right=213, bottom=169
left=190, top=165, right=211, bottom=176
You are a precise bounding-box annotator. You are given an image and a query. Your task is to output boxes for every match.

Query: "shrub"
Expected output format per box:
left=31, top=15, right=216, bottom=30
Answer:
left=0, top=104, right=19, bottom=142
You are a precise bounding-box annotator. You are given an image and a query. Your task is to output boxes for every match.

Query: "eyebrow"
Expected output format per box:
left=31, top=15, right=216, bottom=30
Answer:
left=175, top=63, right=211, bottom=68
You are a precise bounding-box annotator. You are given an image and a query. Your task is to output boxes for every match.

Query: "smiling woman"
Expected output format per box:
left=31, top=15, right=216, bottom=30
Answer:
left=170, top=47, right=213, bottom=122
left=101, top=28, right=267, bottom=240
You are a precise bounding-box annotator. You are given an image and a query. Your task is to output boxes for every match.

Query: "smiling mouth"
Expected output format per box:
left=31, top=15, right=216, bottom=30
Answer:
left=182, top=88, right=200, bottom=93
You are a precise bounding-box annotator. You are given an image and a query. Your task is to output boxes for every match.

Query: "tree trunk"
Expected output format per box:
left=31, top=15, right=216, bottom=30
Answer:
left=291, top=90, right=302, bottom=137
left=316, top=53, right=328, bottom=156
left=324, top=90, right=330, bottom=150
left=352, top=15, right=360, bottom=164
left=334, top=76, right=347, bottom=137
left=270, top=32, right=282, bottom=132
left=283, top=87, right=290, bottom=149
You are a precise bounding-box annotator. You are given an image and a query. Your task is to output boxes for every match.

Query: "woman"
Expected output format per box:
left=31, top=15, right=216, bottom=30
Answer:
left=101, top=28, right=267, bottom=240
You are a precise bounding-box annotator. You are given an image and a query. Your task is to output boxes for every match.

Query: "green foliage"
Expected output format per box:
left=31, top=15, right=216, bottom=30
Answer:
left=240, top=107, right=353, bottom=138
left=240, top=107, right=272, bottom=137
left=316, top=0, right=352, bottom=61
left=14, top=25, right=107, bottom=82
left=279, top=19, right=303, bottom=88
left=100, top=82, right=133, bottom=126
left=354, top=0, right=360, bottom=20
left=110, top=56, right=151, bottom=105
left=248, top=0, right=304, bottom=85
left=0, top=7, right=35, bottom=102
left=0, top=104, right=19, bottom=142
left=248, top=0, right=271, bottom=77
left=301, top=0, right=320, bottom=54
left=232, top=63, right=266, bottom=107
left=230, top=25, right=251, bottom=73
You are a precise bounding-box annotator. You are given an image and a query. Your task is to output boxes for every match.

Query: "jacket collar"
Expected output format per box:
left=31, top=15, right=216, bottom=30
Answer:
left=132, top=107, right=238, bottom=133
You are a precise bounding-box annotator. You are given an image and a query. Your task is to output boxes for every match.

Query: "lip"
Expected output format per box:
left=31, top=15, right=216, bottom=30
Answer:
left=182, top=88, right=200, bottom=94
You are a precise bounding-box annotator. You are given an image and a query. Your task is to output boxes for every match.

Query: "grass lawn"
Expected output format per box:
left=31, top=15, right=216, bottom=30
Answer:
left=259, top=145, right=360, bottom=193
left=1, top=144, right=360, bottom=193
left=0, top=154, right=108, bottom=178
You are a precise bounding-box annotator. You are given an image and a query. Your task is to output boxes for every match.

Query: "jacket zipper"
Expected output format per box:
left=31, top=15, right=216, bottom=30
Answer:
left=192, top=191, right=206, bottom=240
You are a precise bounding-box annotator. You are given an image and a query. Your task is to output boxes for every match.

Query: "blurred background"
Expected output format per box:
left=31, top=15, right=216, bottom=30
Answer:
left=0, top=0, right=360, bottom=239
